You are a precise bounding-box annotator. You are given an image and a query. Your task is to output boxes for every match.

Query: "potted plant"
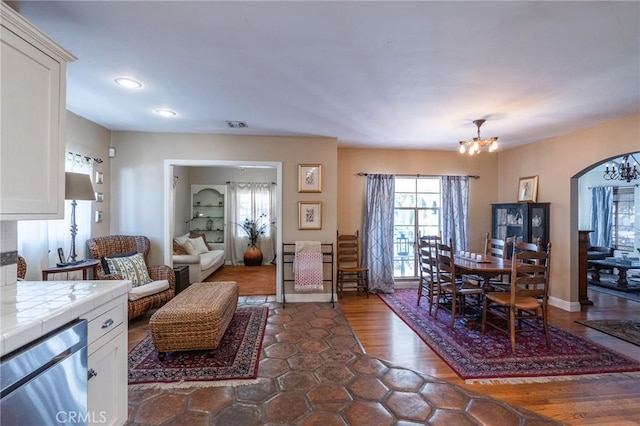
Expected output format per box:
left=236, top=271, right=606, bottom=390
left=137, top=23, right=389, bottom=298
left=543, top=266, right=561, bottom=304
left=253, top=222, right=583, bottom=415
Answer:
left=239, top=214, right=269, bottom=266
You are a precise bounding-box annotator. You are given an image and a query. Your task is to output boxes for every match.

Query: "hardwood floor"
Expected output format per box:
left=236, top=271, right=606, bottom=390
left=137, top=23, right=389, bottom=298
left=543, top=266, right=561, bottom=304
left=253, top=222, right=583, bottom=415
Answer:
left=340, top=288, right=640, bottom=425
left=205, top=264, right=276, bottom=295
left=206, top=266, right=640, bottom=424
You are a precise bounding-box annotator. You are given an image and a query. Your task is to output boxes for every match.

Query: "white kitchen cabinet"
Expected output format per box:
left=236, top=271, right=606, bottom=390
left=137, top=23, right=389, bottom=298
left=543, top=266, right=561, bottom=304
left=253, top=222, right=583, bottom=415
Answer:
left=82, top=295, right=128, bottom=426
left=0, top=3, right=75, bottom=220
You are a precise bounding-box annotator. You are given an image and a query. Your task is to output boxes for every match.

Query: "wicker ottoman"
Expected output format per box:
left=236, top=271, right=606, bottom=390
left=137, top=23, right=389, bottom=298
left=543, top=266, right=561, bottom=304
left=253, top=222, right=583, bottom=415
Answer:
left=149, top=281, right=239, bottom=358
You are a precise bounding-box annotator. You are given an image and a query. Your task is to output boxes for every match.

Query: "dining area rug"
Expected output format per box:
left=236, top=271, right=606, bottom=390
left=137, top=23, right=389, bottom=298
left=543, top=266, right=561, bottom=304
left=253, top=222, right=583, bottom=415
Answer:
left=128, top=306, right=268, bottom=388
left=379, top=289, right=640, bottom=383
left=575, top=319, right=640, bottom=347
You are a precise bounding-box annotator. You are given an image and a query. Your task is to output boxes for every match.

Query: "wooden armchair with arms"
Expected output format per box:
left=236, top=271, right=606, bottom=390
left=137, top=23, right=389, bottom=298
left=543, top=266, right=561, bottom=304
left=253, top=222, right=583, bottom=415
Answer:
left=87, top=235, right=175, bottom=320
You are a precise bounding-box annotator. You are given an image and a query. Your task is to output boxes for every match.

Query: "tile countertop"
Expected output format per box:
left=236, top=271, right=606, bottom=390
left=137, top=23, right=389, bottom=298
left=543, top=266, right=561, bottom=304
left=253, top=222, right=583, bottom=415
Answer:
left=0, top=280, right=131, bottom=357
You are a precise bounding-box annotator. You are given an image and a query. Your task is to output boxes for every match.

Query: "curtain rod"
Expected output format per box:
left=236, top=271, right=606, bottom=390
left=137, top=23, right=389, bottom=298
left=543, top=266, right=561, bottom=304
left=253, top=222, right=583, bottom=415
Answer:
left=356, top=172, right=479, bottom=179
left=588, top=183, right=638, bottom=189
left=68, top=150, right=103, bottom=164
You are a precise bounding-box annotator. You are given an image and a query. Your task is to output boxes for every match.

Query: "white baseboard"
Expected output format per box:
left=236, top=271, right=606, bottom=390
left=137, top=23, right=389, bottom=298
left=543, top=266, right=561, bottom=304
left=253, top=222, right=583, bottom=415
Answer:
left=549, top=296, right=581, bottom=312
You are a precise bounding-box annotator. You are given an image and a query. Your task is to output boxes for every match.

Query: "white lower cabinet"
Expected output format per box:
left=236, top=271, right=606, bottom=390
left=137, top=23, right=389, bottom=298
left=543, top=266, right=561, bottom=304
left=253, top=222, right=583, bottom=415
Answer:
left=82, top=295, right=128, bottom=425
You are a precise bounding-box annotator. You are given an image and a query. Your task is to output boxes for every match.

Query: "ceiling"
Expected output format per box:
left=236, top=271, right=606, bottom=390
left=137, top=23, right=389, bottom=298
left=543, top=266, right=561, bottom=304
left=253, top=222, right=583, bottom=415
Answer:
left=9, top=1, right=640, bottom=151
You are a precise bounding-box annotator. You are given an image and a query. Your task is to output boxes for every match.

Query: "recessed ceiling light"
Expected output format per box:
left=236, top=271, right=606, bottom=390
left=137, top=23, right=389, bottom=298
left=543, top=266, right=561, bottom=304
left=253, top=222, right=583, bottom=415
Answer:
left=155, top=109, right=176, bottom=117
left=114, top=77, right=142, bottom=89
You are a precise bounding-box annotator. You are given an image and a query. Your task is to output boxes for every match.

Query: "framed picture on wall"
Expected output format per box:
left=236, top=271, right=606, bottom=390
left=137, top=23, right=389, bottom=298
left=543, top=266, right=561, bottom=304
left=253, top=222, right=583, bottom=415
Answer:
left=298, top=164, right=322, bottom=193
left=298, top=201, right=322, bottom=229
left=517, top=175, right=538, bottom=202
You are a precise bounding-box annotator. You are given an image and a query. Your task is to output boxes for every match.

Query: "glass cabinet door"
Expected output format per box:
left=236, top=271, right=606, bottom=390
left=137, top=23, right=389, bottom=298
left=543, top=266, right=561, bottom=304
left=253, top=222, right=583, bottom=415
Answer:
left=492, top=202, right=550, bottom=258
left=529, top=204, right=547, bottom=247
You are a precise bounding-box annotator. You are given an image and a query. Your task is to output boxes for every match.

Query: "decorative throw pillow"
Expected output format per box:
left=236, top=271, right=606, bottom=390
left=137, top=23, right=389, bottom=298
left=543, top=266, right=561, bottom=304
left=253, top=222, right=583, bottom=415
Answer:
left=105, top=252, right=152, bottom=287
left=174, top=232, right=190, bottom=246
left=189, top=231, right=213, bottom=250
left=101, top=251, right=137, bottom=275
left=173, top=240, right=187, bottom=255
left=187, top=236, right=210, bottom=255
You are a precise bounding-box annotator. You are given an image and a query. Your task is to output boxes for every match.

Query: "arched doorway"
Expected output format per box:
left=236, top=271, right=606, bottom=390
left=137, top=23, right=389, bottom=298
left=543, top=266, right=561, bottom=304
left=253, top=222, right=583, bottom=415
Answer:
left=572, top=152, right=640, bottom=305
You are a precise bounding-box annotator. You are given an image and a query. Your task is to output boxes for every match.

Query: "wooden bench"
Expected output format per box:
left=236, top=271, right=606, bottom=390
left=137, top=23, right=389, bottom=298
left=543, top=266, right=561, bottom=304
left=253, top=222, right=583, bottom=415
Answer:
left=149, top=281, right=238, bottom=358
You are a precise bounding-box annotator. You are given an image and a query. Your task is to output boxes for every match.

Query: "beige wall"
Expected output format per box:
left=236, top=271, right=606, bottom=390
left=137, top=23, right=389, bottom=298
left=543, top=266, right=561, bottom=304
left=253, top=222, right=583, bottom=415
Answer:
left=337, top=148, right=499, bottom=252
left=66, top=110, right=639, bottom=308
left=108, top=132, right=338, bottom=297
left=496, top=111, right=640, bottom=308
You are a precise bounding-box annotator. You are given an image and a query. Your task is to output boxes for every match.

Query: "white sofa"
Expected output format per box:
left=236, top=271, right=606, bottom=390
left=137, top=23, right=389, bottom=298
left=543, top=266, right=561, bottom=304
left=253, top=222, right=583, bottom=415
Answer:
left=173, top=249, right=225, bottom=284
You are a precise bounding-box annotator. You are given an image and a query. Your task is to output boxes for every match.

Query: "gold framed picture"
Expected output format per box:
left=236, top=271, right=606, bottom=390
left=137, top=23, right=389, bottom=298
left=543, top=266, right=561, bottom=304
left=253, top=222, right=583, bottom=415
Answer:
left=298, top=201, right=322, bottom=230
left=298, top=164, right=322, bottom=193
left=517, top=175, right=539, bottom=203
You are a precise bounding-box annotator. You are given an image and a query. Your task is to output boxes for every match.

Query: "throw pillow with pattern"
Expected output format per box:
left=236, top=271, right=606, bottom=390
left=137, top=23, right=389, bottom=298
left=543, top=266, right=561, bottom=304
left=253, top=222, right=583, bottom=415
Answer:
left=105, top=252, right=152, bottom=287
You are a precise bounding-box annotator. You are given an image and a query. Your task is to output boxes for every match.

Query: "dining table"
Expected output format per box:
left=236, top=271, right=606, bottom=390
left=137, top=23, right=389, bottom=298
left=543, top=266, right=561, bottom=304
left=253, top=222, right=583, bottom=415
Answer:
left=453, top=254, right=512, bottom=292
left=451, top=254, right=513, bottom=327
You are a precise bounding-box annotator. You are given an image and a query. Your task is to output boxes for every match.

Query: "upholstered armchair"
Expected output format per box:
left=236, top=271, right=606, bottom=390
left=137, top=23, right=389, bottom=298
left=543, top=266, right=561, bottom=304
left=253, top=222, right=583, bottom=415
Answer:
left=87, top=235, right=175, bottom=319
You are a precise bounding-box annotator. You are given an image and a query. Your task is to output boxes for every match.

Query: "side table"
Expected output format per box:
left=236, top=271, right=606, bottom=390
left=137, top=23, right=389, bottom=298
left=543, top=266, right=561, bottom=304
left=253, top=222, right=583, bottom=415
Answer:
left=173, top=265, right=190, bottom=295
left=42, top=259, right=100, bottom=281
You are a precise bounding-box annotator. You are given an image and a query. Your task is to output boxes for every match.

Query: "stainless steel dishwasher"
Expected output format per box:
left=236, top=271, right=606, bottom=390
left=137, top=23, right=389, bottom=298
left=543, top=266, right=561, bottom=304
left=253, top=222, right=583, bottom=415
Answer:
left=1, top=319, right=88, bottom=426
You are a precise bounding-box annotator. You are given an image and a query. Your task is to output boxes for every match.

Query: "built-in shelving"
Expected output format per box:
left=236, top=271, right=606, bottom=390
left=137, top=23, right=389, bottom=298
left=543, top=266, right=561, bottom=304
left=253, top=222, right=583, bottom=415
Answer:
left=191, top=185, right=226, bottom=249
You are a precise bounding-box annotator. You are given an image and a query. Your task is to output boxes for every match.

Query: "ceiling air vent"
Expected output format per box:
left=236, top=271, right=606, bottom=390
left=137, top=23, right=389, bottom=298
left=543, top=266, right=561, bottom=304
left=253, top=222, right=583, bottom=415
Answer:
left=225, top=121, right=248, bottom=129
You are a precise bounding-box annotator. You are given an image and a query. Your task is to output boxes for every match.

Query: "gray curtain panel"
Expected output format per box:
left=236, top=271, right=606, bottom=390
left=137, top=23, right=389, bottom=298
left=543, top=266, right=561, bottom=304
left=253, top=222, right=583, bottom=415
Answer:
left=441, top=176, right=470, bottom=252
left=362, top=174, right=395, bottom=294
left=589, top=186, right=613, bottom=247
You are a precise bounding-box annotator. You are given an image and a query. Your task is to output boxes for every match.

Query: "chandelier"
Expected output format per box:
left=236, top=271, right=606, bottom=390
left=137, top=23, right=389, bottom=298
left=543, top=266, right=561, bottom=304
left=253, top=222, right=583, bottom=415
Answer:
left=603, top=154, right=639, bottom=183
left=459, top=119, right=498, bottom=155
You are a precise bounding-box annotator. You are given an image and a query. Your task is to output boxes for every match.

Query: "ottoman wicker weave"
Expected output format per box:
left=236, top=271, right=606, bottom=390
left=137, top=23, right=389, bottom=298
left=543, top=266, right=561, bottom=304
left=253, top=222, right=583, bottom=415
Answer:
left=149, top=281, right=239, bottom=358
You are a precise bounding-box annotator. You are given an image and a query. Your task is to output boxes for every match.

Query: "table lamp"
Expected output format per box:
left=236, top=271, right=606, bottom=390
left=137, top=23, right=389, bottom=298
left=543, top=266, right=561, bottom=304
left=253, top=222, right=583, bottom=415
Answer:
left=65, top=172, right=96, bottom=264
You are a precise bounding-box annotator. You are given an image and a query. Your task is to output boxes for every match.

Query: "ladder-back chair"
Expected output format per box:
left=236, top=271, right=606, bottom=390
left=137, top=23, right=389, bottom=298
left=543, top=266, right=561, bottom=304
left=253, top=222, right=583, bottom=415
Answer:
left=417, top=235, right=440, bottom=315
left=482, top=242, right=552, bottom=352
left=336, top=230, right=369, bottom=298
left=434, top=240, right=483, bottom=329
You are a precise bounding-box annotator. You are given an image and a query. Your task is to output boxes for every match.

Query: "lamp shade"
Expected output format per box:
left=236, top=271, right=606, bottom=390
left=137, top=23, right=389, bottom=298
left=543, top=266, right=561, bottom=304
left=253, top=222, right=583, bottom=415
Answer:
left=65, top=172, right=96, bottom=201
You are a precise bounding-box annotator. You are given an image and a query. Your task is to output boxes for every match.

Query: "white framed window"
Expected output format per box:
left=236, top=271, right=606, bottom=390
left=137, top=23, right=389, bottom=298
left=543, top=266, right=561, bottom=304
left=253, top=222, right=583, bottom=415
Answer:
left=393, top=177, right=441, bottom=278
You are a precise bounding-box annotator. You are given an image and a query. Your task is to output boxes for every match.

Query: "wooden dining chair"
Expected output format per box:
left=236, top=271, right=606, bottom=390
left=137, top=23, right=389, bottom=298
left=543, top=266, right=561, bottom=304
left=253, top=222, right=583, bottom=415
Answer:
left=485, top=233, right=506, bottom=258
left=434, top=240, right=483, bottom=329
left=483, top=233, right=508, bottom=290
left=482, top=242, right=552, bottom=352
left=336, top=230, right=369, bottom=299
left=416, top=235, right=440, bottom=315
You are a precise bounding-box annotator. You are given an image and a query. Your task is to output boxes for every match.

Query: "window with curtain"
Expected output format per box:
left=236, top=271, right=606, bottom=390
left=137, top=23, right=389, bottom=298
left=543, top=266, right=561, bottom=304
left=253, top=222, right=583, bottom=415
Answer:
left=17, top=153, right=94, bottom=279
left=612, top=187, right=635, bottom=251
left=227, top=182, right=276, bottom=265
left=393, top=177, right=441, bottom=278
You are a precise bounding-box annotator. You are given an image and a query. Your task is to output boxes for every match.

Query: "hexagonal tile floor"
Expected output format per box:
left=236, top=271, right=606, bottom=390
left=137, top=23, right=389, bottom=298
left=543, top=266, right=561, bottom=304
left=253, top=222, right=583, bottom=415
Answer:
left=126, top=296, right=562, bottom=425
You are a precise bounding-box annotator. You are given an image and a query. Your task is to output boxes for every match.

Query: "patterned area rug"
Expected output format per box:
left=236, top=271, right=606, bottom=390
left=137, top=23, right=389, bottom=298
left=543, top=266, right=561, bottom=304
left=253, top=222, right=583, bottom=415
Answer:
left=128, top=307, right=268, bottom=388
left=379, top=289, right=640, bottom=383
left=576, top=319, right=640, bottom=347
